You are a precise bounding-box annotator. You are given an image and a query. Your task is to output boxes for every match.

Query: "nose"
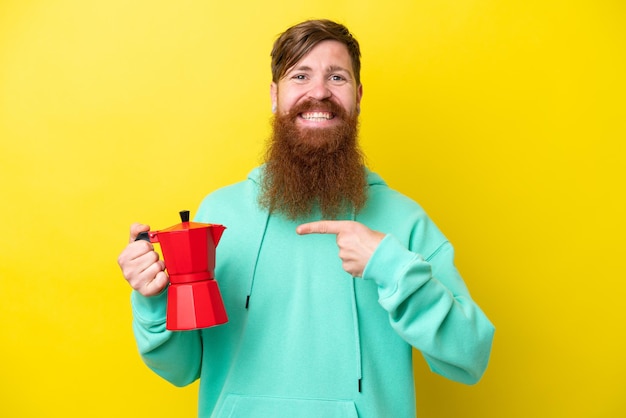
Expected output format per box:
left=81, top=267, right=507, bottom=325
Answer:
left=307, top=78, right=332, bottom=101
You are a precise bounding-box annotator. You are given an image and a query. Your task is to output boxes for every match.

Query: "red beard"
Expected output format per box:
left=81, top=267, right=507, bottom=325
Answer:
left=259, top=99, right=367, bottom=220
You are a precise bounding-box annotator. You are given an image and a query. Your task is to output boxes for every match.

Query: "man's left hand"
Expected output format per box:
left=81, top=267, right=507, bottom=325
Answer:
left=296, top=221, right=385, bottom=278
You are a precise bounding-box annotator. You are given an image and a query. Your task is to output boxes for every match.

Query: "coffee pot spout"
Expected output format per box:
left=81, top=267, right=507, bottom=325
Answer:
left=210, top=225, right=226, bottom=246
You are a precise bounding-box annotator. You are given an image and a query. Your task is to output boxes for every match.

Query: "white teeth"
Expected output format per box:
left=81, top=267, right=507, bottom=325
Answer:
left=301, top=112, right=333, bottom=120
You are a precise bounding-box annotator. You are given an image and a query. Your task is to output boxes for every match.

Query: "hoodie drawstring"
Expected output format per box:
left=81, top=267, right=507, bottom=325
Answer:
left=349, top=275, right=363, bottom=393
left=350, top=210, right=363, bottom=393
left=246, top=212, right=271, bottom=309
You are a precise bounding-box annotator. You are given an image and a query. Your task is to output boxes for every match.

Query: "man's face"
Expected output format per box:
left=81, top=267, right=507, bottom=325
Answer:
left=270, top=40, right=363, bottom=133
left=261, top=39, right=367, bottom=220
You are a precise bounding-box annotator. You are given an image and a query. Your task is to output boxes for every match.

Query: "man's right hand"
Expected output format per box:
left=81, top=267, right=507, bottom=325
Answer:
left=117, top=223, right=169, bottom=296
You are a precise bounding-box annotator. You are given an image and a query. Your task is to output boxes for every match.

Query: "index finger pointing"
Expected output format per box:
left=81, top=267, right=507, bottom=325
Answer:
left=296, top=220, right=347, bottom=235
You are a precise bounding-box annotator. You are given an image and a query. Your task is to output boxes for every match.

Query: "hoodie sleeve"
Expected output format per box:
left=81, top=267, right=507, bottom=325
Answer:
left=361, top=234, right=495, bottom=385
left=130, top=290, right=203, bottom=387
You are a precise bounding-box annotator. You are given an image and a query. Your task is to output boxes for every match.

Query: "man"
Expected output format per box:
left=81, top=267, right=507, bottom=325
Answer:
left=118, top=19, right=494, bottom=418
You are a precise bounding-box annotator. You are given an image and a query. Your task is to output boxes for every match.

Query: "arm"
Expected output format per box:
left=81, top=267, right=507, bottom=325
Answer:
left=130, top=291, right=203, bottom=387
left=118, top=223, right=203, bottom=387
left=363, top=234, right=495, bottom=384
left=297, top=220, right=494, bottom=384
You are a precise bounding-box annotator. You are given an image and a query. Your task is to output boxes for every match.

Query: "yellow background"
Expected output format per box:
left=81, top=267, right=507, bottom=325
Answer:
left=1, top=1, right=624, bottom=417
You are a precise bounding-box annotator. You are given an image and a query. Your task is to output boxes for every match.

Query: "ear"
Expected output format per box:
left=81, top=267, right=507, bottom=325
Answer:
left=356, top=84, right=363, bottom=113
left=270, top=82, right=278, bottom=113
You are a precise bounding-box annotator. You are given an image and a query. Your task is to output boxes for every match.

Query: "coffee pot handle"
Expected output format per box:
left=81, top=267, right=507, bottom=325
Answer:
left=136, top=231, right=158, bottom=243
left=136, top=231, right=151, bottom=242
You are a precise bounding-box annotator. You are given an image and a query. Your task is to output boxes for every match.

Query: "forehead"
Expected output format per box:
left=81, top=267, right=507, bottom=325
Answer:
left=287, top=40, right=354, bottom=74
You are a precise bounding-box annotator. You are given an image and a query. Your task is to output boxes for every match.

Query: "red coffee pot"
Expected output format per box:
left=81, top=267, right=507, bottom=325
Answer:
left=137, top=210, right=227, bottom=330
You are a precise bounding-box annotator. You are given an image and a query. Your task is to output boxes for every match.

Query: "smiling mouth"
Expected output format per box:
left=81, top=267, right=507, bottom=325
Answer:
left=300, top=111, right=335, bottom=121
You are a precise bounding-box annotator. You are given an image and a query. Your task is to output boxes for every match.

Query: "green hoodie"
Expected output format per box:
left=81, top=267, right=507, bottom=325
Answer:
left=131, top=166, right=494, bottom=417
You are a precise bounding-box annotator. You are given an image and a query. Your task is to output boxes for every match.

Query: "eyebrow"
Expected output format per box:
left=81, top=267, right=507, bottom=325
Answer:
left=291, top=65, right=351, bottom=75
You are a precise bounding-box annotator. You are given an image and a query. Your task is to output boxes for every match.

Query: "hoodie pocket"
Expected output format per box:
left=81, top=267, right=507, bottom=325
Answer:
left=216, top=394, right=358, bottom=418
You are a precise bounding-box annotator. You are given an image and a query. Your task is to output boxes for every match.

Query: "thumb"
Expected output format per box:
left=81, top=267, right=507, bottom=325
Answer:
left=129, top=223, right=150, bottom=243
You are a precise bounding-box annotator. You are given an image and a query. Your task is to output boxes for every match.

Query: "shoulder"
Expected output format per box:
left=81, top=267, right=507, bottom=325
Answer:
left=194, top=167, right=262, bottom=223
left=365, top=169, right=428, bottom=218
left=363, top=169, right=448, bottom=256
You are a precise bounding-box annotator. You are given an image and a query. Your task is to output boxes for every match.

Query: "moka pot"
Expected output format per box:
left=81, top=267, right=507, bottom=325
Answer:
left=137, top=210, right=227, bottom=330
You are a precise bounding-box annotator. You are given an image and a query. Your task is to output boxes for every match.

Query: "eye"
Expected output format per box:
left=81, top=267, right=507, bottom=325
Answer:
left=292, top=74, right=307, bottom=81
left=329, top=74, right=349, bottom=84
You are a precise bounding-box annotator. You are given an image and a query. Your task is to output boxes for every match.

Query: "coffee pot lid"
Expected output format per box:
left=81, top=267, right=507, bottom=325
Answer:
left=158, top=210, right=212, bottom=233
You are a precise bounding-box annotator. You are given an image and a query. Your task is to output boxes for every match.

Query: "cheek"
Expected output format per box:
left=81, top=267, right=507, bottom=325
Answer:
left=279, top=91, right=294, bottom=104
left=277, top=93, right=301, bottom=113
left=333, top=89, right=358, bottom=110
left=277, top=101, right=293, bottom=115
left=338, top=98, right=357, bottom=115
